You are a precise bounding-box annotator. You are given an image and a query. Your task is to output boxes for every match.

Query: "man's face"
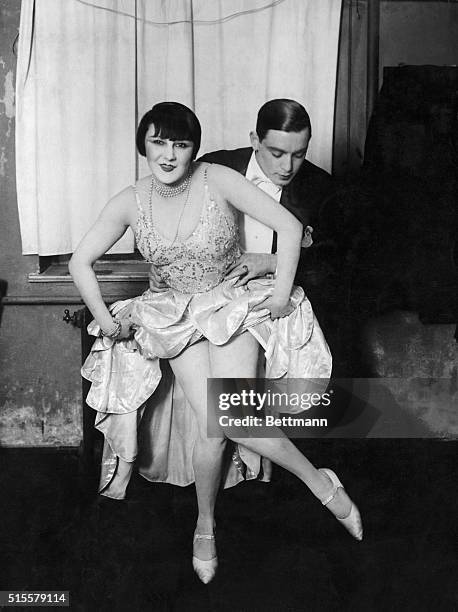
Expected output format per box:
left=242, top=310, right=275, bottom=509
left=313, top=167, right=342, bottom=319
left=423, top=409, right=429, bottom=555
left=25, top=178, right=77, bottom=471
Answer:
left=250, top=128, right=310, bottom=187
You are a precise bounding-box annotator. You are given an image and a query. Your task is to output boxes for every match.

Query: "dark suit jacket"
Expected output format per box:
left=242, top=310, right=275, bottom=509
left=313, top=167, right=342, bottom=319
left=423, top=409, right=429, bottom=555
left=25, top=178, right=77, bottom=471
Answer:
left=198, top=147, right=338, bottom=288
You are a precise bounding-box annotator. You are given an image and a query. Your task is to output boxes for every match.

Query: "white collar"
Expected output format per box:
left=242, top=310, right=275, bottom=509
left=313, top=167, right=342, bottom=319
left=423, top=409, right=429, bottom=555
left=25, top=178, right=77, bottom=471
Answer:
left=246, top=152, right=282, bottom=194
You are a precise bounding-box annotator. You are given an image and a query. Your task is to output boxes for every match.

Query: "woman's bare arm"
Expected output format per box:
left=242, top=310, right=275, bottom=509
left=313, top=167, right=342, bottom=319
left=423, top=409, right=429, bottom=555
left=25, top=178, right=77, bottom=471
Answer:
left=68, top=187, right=136, bottom=335
left=208, top=164, right=302, bottom=311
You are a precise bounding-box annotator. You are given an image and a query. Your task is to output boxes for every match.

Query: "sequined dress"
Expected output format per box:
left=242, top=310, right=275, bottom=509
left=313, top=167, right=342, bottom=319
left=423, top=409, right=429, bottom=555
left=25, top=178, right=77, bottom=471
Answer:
left=82, top=164, right=332, bottom=498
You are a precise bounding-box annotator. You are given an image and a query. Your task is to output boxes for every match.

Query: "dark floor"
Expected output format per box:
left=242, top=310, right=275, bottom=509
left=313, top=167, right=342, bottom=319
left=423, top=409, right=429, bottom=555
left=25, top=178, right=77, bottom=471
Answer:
left=1, top=439, right=457, bottom=612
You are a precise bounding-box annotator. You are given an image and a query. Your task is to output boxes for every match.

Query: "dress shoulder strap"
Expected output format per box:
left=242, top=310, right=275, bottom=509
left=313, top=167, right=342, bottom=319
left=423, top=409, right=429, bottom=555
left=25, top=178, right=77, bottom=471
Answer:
left=131, top=184, right=143, bottom=214
left=203, top=163, right=215, bottom=203
left=203, top=164, right=209, bottom=191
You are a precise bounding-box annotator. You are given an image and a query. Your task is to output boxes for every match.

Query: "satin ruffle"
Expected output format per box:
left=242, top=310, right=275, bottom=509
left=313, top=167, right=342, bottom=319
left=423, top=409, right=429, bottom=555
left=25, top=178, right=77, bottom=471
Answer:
left=82, top=276, right=332, bottom=497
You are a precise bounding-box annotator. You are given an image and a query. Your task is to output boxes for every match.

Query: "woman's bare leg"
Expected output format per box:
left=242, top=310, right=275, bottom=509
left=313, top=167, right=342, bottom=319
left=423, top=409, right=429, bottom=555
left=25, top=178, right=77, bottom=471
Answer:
left=169, top=340, right=226, bottom=560
left=209, top=332, right=353, bottom=518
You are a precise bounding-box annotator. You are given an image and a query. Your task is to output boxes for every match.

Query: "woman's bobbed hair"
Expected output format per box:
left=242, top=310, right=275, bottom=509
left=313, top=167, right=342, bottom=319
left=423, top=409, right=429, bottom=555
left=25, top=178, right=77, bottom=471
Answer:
left=136, top=102, right=201, bottom=159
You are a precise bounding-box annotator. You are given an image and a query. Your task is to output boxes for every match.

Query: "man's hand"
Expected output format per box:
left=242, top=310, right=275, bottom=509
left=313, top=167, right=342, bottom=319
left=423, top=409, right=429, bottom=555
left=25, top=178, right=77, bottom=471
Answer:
left=148, top=264, right=169, bottom=293
left=226, top=253, right=277, bottom=287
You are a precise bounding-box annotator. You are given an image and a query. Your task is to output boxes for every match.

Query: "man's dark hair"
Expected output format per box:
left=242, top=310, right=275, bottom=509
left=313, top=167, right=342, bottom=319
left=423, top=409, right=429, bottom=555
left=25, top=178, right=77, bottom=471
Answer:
left=256, top=99, right=311, bottom=141
left=136, top=102, right=201, bottom=159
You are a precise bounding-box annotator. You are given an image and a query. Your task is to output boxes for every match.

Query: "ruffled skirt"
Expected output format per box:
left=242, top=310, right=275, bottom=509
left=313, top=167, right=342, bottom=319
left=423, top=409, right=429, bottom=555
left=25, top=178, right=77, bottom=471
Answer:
left=82, top=277, right=332, bottom=498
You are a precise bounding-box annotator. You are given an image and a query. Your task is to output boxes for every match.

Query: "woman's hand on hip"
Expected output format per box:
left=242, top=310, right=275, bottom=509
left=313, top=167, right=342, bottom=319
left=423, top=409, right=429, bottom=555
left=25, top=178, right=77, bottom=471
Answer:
left=252, top=296, right=294, bottom=319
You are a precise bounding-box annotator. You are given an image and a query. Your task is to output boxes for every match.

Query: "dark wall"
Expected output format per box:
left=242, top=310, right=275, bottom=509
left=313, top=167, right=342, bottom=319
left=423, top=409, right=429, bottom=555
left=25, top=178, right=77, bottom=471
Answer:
left=333, top=0, right=458, bottom=176
left=380, top=1, right=458, bottom=71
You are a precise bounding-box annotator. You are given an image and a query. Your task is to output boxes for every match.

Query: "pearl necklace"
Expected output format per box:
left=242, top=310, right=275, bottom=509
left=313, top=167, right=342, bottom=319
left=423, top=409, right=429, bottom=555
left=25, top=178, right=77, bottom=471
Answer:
left=148, top=169, right=193, bottom=245
left=151, top=170, right=192, bottom=197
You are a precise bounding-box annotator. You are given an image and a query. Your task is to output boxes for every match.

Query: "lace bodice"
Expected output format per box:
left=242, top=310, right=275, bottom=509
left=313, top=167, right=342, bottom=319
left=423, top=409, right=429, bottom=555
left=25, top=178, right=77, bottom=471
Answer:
left=134, top=167, right=241, bottom=294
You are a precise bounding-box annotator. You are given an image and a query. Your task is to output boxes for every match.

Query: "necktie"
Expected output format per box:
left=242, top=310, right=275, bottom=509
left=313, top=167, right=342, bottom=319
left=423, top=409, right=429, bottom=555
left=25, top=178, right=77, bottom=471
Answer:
left=252, top=177, right=282, bottom=199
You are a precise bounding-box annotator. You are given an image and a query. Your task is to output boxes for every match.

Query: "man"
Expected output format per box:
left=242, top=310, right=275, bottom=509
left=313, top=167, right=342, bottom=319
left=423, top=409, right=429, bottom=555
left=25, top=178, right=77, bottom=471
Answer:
left=199, top=98, right=336, bottom=294
left=150, top=99, right=340, bottom=343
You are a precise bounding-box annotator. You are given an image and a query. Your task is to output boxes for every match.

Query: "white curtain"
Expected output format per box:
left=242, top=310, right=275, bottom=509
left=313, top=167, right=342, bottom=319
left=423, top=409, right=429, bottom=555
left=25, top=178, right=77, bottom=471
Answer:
left=16, top=0, right=137, bottom=254
left=16, top=0, right=342, bottom=255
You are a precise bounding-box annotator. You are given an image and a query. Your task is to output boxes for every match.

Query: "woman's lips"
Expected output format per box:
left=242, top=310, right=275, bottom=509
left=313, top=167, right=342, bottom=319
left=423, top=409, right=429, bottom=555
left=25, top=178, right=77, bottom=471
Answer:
left=160, top=164, right=176, bottom=172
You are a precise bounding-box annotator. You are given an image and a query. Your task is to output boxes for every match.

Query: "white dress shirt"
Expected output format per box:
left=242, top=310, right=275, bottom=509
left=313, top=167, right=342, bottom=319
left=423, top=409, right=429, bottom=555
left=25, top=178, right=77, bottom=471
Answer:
left=239, top=152, right=282, bottom=253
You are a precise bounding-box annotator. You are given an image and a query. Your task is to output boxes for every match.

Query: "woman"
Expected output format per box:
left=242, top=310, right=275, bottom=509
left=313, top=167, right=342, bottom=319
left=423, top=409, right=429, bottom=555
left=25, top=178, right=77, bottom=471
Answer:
left=70, top=102, right=362, bottom=585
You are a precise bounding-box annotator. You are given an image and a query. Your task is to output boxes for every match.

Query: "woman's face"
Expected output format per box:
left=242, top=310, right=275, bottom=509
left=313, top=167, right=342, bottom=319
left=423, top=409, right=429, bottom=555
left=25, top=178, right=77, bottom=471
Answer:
left=145, top=123, right=194, bottom=184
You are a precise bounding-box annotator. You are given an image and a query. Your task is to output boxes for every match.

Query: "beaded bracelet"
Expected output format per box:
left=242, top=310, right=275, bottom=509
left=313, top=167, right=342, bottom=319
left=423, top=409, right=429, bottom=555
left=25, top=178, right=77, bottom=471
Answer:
left=100, top=317, right=122, bottom=339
